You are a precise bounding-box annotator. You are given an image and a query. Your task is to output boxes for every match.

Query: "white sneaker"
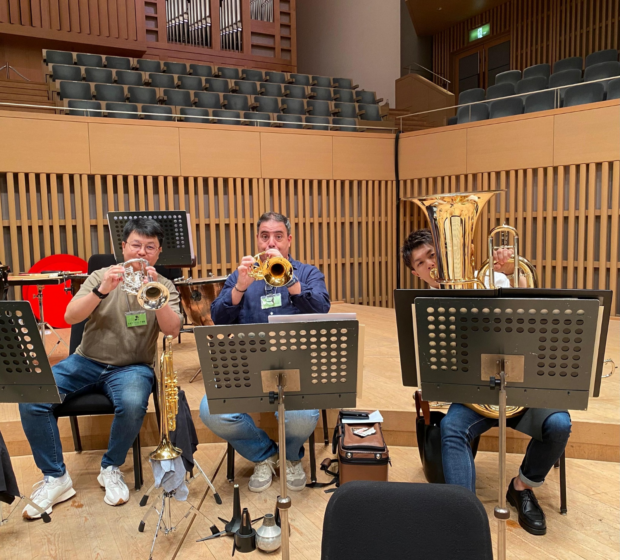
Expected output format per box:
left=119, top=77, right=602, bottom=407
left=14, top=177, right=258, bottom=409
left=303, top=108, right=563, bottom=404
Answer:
left=22, top=473, right=76, bottom=519
left=248, top=455, right=277, bottom=493
left=285, top=460, right=307, bottom=492
left=97, top=466, right=129, bottom=506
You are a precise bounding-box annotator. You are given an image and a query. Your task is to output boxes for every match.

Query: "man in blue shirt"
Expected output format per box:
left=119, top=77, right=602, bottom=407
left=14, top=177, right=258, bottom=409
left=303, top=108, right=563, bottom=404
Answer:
left=200, top=211, right=330, bottom=493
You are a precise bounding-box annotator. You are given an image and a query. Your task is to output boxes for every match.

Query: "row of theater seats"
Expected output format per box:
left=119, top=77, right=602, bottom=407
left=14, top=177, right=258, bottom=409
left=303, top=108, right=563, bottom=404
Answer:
left=47, top=66, right=381, bottom=104
left=42, top=49, right=374, bottom=95
left=54, top=81, right=388, bottom=121
left=64, top=100, right=368, bottom=131
left=451, top=49, right=620, bottom=124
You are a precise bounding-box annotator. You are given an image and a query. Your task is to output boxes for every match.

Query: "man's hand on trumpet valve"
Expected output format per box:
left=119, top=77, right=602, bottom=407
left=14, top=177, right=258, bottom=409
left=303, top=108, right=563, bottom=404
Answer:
left=99, top=265, right=125, bottom=295
left=235, top=255, right=257, bottom=293
left=144, top=266, right=158, bottom=283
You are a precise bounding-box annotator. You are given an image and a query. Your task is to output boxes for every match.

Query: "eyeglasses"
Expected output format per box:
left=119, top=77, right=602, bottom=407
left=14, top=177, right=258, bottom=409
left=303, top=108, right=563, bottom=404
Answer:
left=128, top=243, right=160, bottom=254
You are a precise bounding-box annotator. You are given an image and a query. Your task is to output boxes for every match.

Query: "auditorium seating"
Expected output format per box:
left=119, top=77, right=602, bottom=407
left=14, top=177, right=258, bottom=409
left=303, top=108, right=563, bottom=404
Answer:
left=42, top=48, right=391, bottom=132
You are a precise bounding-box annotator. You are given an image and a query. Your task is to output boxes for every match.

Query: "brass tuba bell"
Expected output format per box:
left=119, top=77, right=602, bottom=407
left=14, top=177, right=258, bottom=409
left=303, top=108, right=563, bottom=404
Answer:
left=248, top=252, right=293, bottom=287
left=120, top=258, right=170, bottom=310
left=409, top=191, right=538, bottom=419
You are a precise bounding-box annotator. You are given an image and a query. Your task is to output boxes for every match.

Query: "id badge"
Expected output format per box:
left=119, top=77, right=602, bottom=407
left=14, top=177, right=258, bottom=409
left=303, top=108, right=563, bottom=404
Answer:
left=126, top=311, right=147, bottom=327
left=261, top=293, right=282, bottom=310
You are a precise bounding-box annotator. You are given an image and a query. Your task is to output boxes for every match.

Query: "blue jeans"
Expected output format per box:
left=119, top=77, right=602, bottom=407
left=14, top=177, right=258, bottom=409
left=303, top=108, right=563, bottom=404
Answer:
left=19, top=354, right=154, bottom=478
left=441, top=404, right=572, bottom=494
left=199, top=395, right=319, bottom=462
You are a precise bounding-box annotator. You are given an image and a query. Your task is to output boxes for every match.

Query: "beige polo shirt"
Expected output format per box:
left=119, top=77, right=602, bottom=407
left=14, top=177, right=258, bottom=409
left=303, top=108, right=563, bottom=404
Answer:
left=72, top=267, right=183, bottom=367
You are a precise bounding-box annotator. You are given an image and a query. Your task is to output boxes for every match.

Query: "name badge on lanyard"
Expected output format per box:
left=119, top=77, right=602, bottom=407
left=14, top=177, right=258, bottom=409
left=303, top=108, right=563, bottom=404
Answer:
left=126, top=311, right=147, bottom=327
left=261, top=293, right=282, bottom=310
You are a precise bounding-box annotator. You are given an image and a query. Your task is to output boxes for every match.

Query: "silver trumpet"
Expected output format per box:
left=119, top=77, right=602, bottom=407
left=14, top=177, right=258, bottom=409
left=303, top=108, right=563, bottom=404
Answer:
left=120, top=258, right=170, bottom=310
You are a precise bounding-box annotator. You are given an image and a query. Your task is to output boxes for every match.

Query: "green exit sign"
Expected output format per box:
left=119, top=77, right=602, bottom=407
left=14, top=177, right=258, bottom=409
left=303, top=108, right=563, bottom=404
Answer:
left=469, top=24, right=490, bottom=42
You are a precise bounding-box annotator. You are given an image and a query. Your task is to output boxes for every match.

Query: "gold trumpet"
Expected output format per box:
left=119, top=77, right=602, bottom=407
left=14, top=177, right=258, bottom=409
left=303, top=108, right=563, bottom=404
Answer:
left=150, top=335, right=181, bottom=461
left=248, top=252, right=293, bottom=287
left=120, top=258, right=170, bottom=310
left=410, top=191, right=538, bottom=419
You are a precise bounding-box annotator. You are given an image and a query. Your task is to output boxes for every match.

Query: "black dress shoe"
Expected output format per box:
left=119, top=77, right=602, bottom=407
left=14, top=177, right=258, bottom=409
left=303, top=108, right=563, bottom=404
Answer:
left=506, top=479, right=547, bottom=535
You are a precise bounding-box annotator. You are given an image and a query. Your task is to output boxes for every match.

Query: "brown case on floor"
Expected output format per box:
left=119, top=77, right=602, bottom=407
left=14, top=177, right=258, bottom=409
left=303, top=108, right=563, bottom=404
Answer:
left=334, top=410, right=390, bottom=485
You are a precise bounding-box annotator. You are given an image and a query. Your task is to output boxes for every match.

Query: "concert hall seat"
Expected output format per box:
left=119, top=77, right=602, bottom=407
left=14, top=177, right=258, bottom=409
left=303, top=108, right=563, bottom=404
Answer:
left=304, top=115, right=331, bottom=130
left=234, top=80, right=260, bottom=96
left=194, top=91, right=226, bottom=109
left=243, top=111, right=273, bottom=127
left=190, top=63, right=216, bottom=77
left=489, top=97, right=523, bottom=119
left=211, top=109, right=242, bottom=125
left=104, top=56, right=133, bottom=70
left=93, top=83, right=127, bottom=103
left=332, top=77, right=358, bottom=90
left=553, top=56, right=583, bottom=73
left=289, top=73, right=315, bottom=86
left=458, top=88, right=485, bottom=105
left=285, top=84, right=313, bottom=99
left=447, top=116, right=458, bottom=125
left=456, top=102, right=488, bottom=123
left=66, top=99, right=102, bottom=117
left=84, top=67, right=114, bottom=84
left=333, top=102, right=359, bottom=119
left=523, top=62, right=551, bottom=79
left=524, top=90, right=555, bottom=113
left=515, top=76, right=548, bottom=101
left=142, top=105, right=174, bottom=121
left=58, top=80, right=92, bottom=100
left=179, top=107, right=211, bottom=123
left=320, top=482, right=493, bottom=560
left=253, top=95, right=285, bottom=114
left=177, top=75, right=205, bottom=91
left=43, top=49, right=74, bottom=65
left=585, top=48, right=619, bottom=67
left=495, top=69, right=521, bottom=85
left=51, top=64, right=82, bottom=82
left=549, top=69, right=582, bottom=103
left=241, top=68, right=265, bottom=82
left=115, top=70, right=147, bottom=86
left=584, top=61, right=620, bottom=89
left=306, top=99, right=333, bottom=117
left=563, top=82, right=605, bottom=107
left=331, top=117, right=359, bottom=132
left=358, top=103, right=383, bottom=121
left=222, top=93, right=256, bottom=112
left=137, top=59, right=163, bottom=73
left=311, top=86, right=337, bottom=101
left=334, top=88, right=356, bottom=103
left=105, top=102, right=139, bottom=119
left=276, top=114, right=304, bottom=128
left=312, top=75, right=333, bottom=88
left=607, top=78, right=620, bottom=100
left=260, top=82, right=284, bottom=97
left=204, top=77, right=235, bottom=93
left=485, top=82, right=515, bottom=100
left=162, top=89, right=193, bottom=107
left=127, top=86, right=159, bottom=105
left=355, top=90, right=383, bottom=104
left=217, top=67, right=241, bottom=80
left=76, top=53, right=104, bottom=68
left=281, top=98, right=309, bottom=115
left=163, top=61, right=188, bottom=75
left=265, top=71, right=292, bottom=84
left=149, top=72, right=176, bottom=89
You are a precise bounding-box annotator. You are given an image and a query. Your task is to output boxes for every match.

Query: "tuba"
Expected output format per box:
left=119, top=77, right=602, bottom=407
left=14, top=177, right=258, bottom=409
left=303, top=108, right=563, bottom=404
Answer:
left=410, top=191, right=538, bottom=419
left=150, top=335, right=182, bottom=461
left=248, top=252, right=293, bottom=287
left=120, top=258, right=170, bottom=310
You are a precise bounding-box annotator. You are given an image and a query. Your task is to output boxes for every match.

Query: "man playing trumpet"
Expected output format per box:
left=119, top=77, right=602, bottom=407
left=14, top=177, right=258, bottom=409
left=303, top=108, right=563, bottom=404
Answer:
left=200, top=212, right=330, bottom=494
left=19, top=218, right=183, bottom=518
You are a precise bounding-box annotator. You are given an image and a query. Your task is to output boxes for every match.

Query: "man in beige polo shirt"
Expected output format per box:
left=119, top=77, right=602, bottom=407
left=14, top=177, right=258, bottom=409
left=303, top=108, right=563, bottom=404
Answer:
left=19, top=218, right=183, bottom=519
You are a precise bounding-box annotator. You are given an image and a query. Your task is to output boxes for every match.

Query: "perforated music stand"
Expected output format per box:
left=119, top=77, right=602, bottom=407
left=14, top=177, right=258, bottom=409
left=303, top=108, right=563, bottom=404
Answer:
left=108, top=211, right=196, bottom=268
left=397, top=291, right=611, bottom=560
left=0, top=301, right=62, bottom=525
left=194, top=320, right=359, bottom=560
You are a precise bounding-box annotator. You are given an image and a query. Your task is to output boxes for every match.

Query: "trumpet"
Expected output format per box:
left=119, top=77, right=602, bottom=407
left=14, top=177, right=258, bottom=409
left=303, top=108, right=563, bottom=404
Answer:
left=119, top=258, right=170, bottom=310
left=248, top=252, right=293, bottom=287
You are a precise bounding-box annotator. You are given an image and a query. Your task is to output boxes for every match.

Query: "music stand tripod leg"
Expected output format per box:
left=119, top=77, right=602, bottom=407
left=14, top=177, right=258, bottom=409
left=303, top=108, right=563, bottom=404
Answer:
left=493, top=361, right=510, bottom=560
left=189, top=367, right=202, bottom=383
left=276, top=375, right=291, bottom=560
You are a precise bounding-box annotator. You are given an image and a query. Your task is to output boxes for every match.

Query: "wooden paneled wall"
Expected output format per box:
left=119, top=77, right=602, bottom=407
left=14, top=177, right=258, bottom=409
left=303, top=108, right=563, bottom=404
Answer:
left=432, top=0, right=620, bottom=90
left=0, top=172, right=396, bottom=308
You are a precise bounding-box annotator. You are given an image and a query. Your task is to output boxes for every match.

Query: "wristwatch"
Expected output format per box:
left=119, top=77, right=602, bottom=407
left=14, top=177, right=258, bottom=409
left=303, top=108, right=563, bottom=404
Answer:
left=285, top=274, right=299, bottom=288
left=92, top=284, right=109, bottom=300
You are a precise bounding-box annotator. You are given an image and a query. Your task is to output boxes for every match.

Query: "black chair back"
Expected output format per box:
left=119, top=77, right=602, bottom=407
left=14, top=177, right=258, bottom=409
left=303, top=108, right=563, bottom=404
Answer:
left=321, top=481, right=493, bottom=560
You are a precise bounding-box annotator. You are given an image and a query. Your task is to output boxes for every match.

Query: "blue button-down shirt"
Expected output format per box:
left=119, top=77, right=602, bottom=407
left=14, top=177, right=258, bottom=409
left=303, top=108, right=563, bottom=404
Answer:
left=211, top=257, right=331, bottom=325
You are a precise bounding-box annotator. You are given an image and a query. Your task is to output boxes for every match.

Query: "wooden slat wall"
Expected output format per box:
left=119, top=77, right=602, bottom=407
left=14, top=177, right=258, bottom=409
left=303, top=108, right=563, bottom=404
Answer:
left=399, top=161, right=620, bottom=316
left=0, top=173, right=396, bottom=308
left=432, top=0, right=620, bottom=89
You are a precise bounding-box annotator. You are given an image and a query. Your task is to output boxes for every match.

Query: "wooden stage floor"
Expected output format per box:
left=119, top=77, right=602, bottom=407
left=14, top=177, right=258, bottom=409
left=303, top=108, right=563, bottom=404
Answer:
left=1, top=304, right=619, bottom=461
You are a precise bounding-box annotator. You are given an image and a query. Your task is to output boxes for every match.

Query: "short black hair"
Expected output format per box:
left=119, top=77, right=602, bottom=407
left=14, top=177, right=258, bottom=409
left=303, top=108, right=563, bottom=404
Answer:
left=122, top=218, right=164, bottom=247
left=257, top=212, right=291, bottom=235
left=401, top=228, right=434, bottom=271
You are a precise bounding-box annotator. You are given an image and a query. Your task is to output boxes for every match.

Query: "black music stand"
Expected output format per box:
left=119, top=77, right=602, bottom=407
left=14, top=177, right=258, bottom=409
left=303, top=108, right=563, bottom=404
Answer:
left=107, top=211, right=196, bottom=268
left=395, top=290, right=611, bottom=560
left=0, top=301, right=62, bottom=525
left=194, top=319, right=359, bottom=560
